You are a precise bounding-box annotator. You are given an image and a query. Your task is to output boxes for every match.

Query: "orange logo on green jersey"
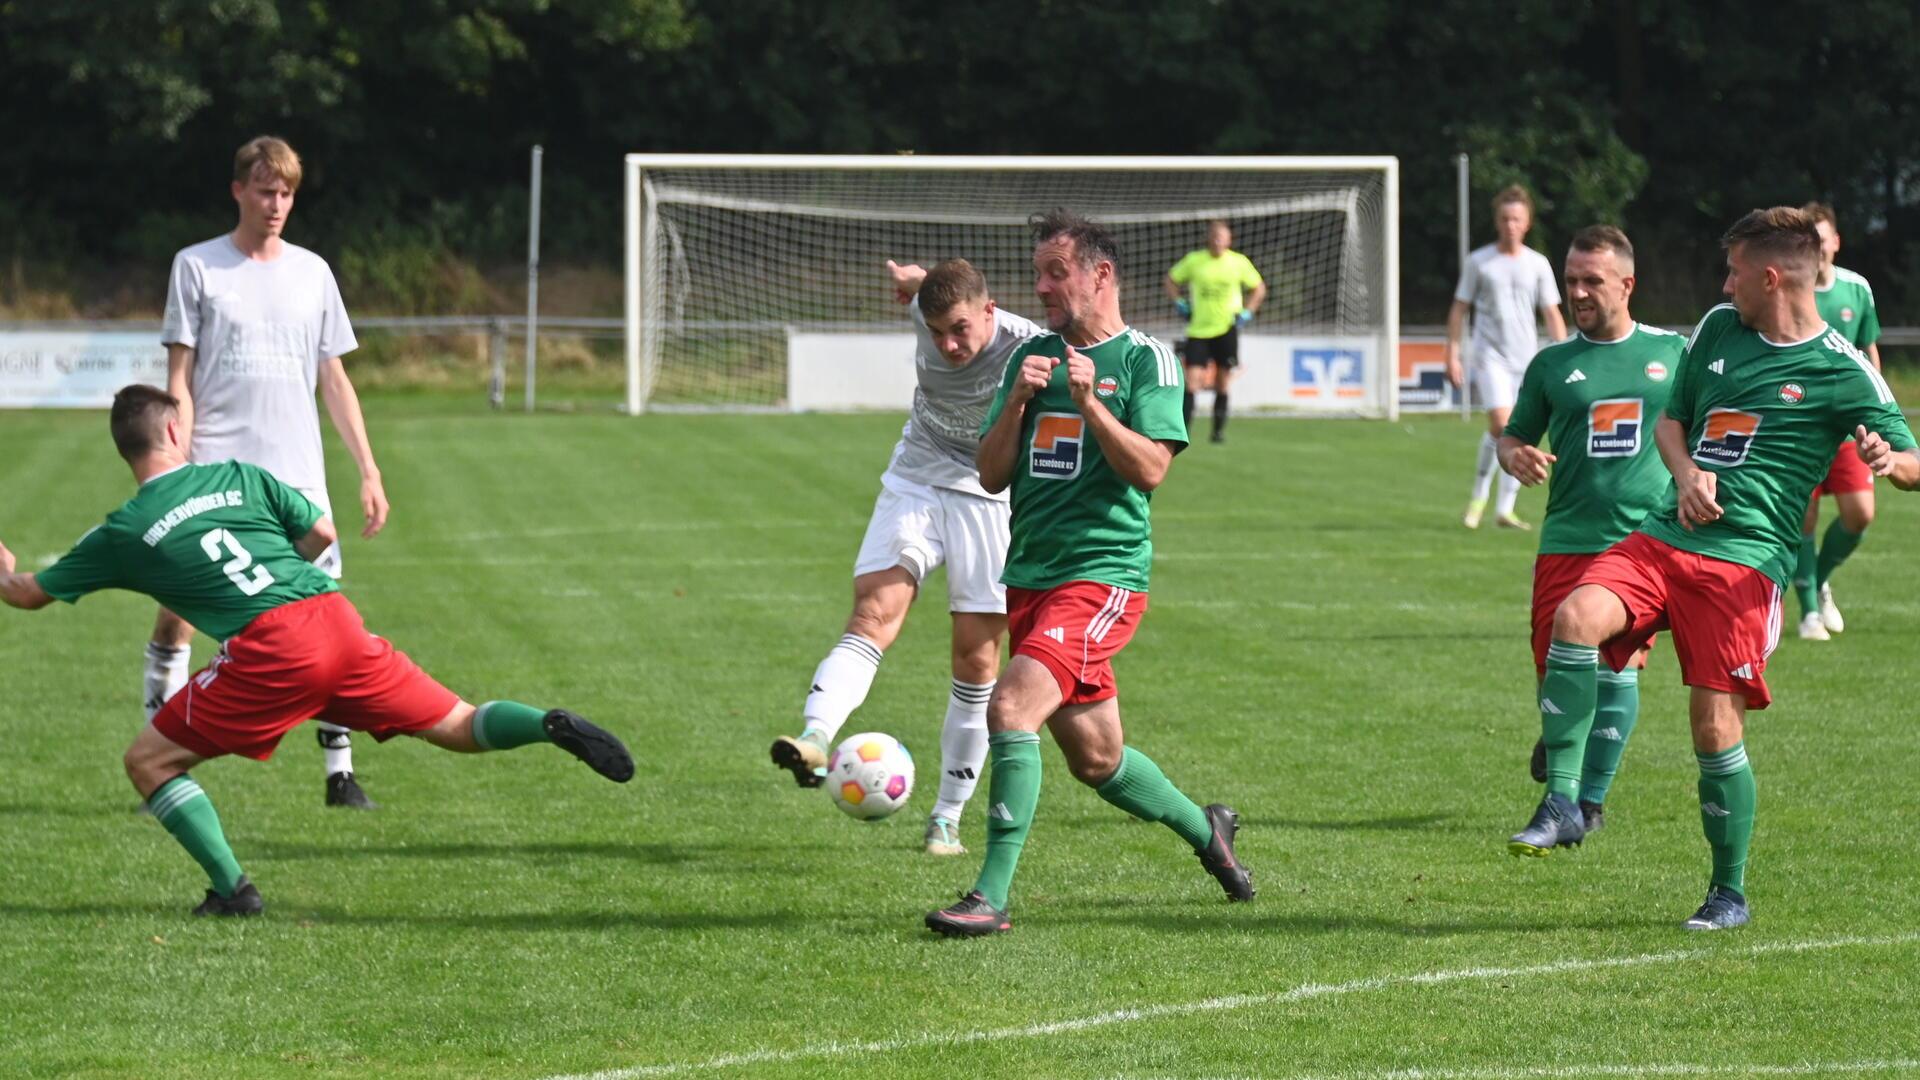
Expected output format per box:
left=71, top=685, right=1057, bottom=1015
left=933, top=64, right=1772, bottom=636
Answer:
left=1030, top=412, right=1084, bottom=479
left=1588, top=398, right=1643, bottom=458
left=1694, top=408, right=1762, bottom=467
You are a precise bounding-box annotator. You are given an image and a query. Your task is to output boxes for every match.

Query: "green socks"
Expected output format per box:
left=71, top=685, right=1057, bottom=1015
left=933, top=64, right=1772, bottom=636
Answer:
left=1816, top=519, right=1866, bottom=588
left=1579, top=668, right=1640, bottom=806
left=471, top=701, right=553, bottom=750
left=1697, top=742, right=1756, bottom=894
left=1792, top=531, right=1819, bottom=615
left=147, top=775, right=245, bottom=897
left=1539, top=642, right=1600, bottom=800
left=1094, top=746, right=1213, bottom=849
left=973, top=731, right=1042, bottom=911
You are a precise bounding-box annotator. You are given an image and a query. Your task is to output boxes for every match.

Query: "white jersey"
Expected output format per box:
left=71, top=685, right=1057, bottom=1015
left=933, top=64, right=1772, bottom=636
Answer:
left=160, top=235, right=357, bottom=494
left=1454, top=243, right=1560, bottom=369
left=884, top=298, right=1043, bottom=500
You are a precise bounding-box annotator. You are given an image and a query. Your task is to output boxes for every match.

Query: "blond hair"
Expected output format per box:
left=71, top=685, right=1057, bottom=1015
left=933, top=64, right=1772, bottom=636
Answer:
left=1491, top=184, right=1533, bottom=213
left=233, top=136, right=302, bottom=190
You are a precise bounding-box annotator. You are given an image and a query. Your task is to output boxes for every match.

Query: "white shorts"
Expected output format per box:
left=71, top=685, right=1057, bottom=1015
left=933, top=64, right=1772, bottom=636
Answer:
left=853, top=472, right=1009, bottom=614
left=1473, top=356, right=1527, bottom=411
left=299, top=487, right=342, bottom=580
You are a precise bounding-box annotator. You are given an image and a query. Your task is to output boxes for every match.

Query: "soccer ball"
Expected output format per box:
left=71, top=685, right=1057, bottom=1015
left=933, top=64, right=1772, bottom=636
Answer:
left=826, top=732, right=915, bottom=821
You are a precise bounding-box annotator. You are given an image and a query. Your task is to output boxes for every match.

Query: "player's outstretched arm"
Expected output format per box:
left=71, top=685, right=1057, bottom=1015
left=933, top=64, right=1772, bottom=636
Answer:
left=1656, top=415, right=1720, bottom=528
left=294, top=517, right=340, bottom=564
left=317, top=357, right=389, bottom=539
left=1496, top=435, right=1554, bottom=486
left=885, top=260, right=927, bottom=304
left=0, top=540, right=53, bottom=610
left=1854, top=426, right=1920, bottom=490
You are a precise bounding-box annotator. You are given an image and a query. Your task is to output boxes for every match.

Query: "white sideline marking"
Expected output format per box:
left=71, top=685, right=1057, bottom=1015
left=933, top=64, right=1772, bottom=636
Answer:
left=536, top=932, right=1920, bottom=1080
left=1115, top=1058, right=1920, bottom=1080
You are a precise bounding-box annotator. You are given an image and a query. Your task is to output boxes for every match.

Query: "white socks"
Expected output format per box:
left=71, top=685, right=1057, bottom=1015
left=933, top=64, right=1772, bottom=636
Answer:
left=1470, top=432, right=1499, bottom=501
left=1495, top=466, right=1521, bottom=516
left=933, top=679, right=993, bottom=823
left=142, top=642, right=190, bottom=721
left=800, top=633, right=884, bottom=745
left=317, top=723, right=354, bottom=775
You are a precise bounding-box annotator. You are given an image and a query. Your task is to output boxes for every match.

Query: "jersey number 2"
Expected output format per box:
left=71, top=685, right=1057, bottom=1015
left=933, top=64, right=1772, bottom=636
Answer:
left=200, top=529, right=275, bottom=596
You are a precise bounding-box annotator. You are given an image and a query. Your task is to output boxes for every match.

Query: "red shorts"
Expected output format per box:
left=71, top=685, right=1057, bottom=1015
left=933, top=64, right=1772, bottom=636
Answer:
left=1532, top=553, right=1658, bottom=679
left=152, top=592, right=461, bottom=761
left=1007, top=581, right=1148, bottom=705
left=1575, top=532, right=1783, bottom=709
left=1814, top=441, right=1873, bottom=496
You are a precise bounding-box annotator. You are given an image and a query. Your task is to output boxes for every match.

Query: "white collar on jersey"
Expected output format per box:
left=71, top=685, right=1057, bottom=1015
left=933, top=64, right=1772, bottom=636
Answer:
left=1576, top=322, right=1638, bottom=346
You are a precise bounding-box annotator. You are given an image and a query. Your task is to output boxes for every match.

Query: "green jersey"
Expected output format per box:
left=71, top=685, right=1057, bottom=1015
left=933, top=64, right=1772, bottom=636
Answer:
left=981, top=327, right=1187, bottom=592
left=35, top=461, right=337, bottom=640
left=1167, top=249, right=1263, bottom=339
left=1814, top=266, right=1880, bottom=348
left=1504, top=323, right=1686, bottom=555
left=1640, top=304, right=1916, bottom=584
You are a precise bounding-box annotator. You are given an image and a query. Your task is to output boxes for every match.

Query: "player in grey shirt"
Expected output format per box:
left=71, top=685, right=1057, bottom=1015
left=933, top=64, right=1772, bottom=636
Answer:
left=1445, top=185, right=1566, bottom=530
left=771, top=258, right=1042, bottom=855
left=149, top=136, right=391, bottom=809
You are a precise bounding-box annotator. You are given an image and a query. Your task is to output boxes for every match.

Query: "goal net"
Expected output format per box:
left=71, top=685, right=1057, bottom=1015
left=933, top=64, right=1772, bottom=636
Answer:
left=624, top=155, right=1398, bottom=417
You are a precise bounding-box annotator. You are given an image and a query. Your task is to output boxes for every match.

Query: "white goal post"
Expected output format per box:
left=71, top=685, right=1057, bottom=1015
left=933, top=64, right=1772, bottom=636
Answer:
left=624, top=154, right=1399, bottom=418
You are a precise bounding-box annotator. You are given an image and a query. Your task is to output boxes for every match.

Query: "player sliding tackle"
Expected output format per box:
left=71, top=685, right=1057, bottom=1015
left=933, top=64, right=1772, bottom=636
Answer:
left=1507, top=208, right=1919, bottom=931
left=771, top=258, right=1041, bottom=854
left=925, top=209, right=1252, bottom=938
left=0, top=386, right=635, bottom=917
left=1499, top=226, right=1684, bottom=832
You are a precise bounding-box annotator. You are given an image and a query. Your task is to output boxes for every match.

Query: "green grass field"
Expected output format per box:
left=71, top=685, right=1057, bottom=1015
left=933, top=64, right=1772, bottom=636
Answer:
left=3, top=399, right=1918, bottom=1079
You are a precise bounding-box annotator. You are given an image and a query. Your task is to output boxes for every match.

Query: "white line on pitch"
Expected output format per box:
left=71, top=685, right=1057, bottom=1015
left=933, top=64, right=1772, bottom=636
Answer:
left=534, top=932, right=1920, bottom=1080
left=1108, top=1057, right=1920, bottom=1079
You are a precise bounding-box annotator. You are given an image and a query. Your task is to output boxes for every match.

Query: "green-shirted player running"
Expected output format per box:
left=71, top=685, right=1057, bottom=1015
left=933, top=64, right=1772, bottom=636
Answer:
left=1792, top=201, right=1885, bottom=640
left=1162, top=220, right=1265, bottom=443
left=925, top=209, right=1254, bottom=938
left=1509, top=208, right=1920, bottom=931
left=0, top=385, right=635, bottom=917
left=1497, top=226, right=1684, bottom=841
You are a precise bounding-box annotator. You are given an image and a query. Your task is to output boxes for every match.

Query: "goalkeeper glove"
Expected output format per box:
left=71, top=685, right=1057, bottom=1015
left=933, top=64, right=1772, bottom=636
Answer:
left=1173, top=298, right=1191, bottom=318
left=1235, top=309, right=1254, bottom=327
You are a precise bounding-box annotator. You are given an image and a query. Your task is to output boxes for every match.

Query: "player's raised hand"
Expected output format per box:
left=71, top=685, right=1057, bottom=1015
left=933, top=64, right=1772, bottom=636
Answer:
left=885, top=260, right=927, bottom=304
left=1855, top=424, right=1898, bottom=476
left=0, top=537, right=15, bottom=575
left=1010, top=351, right=1057, bottom=404
left=1505, top=444, right=1555, bottom=486
left=1674, top=467, right=1722, bottom=530
left=1064, top=346, right=1096, bottom=406
left=360, top=475, right=390, bottom=539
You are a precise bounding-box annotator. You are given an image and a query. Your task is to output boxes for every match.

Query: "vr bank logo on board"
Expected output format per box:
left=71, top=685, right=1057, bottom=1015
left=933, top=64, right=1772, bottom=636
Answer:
left=1030, top=412, right=1084, bottom=479
left=1587, top=398, right=1643, bottom=458
left=1291, top=348, right=1365, bottom=399
left=1693, top=408, right=1762, bottom=467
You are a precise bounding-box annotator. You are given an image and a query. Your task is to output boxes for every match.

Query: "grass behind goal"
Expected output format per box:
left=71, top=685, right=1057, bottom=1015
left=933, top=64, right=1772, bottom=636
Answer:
left=2, top=400, right=1917, bottom=1078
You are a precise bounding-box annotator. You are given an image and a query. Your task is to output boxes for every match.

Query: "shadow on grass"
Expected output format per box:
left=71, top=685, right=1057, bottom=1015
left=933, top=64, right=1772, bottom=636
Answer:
left=1266, top=812, right=1460, bottom=832
left=1071, top=906, right=1663, bottom=936
left=284, top=906, right=803, bottom=932
left=247, top=840, right=762, bottom=865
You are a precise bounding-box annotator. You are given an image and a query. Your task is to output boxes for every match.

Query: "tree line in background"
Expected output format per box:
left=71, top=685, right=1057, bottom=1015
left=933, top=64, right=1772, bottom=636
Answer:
left=3, top=0, right=1917, bottom=328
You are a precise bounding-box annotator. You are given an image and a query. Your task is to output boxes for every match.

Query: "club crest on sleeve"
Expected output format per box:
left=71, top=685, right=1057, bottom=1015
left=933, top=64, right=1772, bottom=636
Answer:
left=1693, top=408, right=1762, bottom=467
left=1587, top=398, right=1644, bottom=458
left=1029, top=412, right=1084, bottom=479
left=1778, top=382, right=1805, bottom=405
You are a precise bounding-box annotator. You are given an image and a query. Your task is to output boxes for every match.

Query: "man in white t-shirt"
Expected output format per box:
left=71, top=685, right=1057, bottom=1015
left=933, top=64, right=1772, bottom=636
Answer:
left=1445, top=184, right=1567, bottom=530
left=148, top=135, right=391, bottom=809
left=770, top=258, right=1042, bottom=855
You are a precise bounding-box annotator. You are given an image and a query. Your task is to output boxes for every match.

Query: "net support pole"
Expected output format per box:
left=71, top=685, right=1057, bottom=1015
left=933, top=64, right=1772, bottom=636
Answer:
left=1456, top=152, right=1470, bottom=421
left=488, top=317, right=507, bottom=409
left=525, top=144, right=543, bottom=414
left=624, top=159, right=643, bottom=415
left=1385, top=157, right=1401, bottom=422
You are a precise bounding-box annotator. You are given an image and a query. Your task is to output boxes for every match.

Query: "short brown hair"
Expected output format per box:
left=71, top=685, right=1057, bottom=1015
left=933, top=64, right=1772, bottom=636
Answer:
left=1491, top=185, right=1533, bottom=213
left=1030, top=208, right=1120, bottom=272
left=1568, top=224, right=1634, bottom=270
left=234, top=135, right=302, bottom=190
left=110, top=385, right=179, bottom=460
left=1800, top=201, right=1838, bottom=229
left=918, top=258, right=990, bottom=319
left=1721, top=207, right=1820, bottom=282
